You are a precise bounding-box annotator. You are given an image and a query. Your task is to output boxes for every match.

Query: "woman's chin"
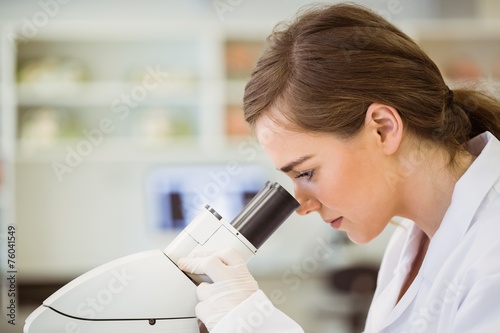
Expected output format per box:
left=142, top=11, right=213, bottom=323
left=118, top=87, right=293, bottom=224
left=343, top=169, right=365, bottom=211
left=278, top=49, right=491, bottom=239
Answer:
left=346, top=231, right=375, bottom=245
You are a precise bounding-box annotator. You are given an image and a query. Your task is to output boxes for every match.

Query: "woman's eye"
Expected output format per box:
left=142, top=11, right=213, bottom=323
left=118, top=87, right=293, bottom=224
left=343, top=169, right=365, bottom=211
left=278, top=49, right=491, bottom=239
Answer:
left=295, top=170, right=314, bottom=180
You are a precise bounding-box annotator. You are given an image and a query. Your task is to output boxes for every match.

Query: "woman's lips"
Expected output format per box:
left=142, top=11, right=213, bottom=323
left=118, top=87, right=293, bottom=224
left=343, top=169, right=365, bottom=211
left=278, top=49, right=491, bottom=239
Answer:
left=328, top=217, right=343, bottom=230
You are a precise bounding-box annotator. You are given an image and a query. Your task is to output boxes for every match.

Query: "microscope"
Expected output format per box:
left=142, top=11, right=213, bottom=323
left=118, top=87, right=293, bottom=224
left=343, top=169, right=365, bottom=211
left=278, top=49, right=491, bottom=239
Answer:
left=24, top=181, right=299, bottom=332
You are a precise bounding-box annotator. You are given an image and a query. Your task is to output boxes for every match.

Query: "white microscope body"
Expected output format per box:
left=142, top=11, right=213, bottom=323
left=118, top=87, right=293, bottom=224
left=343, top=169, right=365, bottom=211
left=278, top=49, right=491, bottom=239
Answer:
left=24, top=181, right=299, bottom=333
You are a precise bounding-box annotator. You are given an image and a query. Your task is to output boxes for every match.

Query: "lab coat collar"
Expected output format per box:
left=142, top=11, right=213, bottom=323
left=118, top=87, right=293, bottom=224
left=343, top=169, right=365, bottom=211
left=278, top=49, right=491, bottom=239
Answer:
left=383, top=221, right=425, bottom=325
left=422, top=132, right=500, bottom=282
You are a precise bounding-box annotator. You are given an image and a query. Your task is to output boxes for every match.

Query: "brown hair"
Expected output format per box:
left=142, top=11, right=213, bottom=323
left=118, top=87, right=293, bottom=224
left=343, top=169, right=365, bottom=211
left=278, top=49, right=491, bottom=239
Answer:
left=243, top=3, right=500, bottom=160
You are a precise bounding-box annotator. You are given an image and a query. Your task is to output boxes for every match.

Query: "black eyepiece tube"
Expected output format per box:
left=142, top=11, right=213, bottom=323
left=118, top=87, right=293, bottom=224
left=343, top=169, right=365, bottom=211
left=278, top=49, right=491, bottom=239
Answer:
left=231, top=181, right=300, bottom=249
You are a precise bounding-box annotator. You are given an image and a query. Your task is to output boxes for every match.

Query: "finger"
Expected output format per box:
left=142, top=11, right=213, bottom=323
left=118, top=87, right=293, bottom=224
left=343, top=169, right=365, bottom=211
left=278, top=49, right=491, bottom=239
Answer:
left=178, top=256, right=214, bottom=274
left=214, top=248, right=246, bottom=266
left=195, top=301, right=214, bottom=324
left=185, top=248, right=245, bottom=266
left=179, top=255, right=228, bottom=281
left=178, top=256, right=207, bottom=274
left=196, top=282, right=213, bottom=301
left=184, top=249, right=219, bottom=259
left=195, top=302, right=225, bottom=331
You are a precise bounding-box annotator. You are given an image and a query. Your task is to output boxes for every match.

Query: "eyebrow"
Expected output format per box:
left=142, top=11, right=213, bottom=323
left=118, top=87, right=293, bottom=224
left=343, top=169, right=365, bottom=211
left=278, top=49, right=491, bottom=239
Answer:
left=279, top=155, right=313, bottom=173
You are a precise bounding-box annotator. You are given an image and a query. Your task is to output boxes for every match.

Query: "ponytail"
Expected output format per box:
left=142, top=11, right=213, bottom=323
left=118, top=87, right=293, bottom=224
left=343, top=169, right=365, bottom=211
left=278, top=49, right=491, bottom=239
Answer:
left=433, top=88, right=500, bottom=159
left=453, top=89, right=500, bottom=139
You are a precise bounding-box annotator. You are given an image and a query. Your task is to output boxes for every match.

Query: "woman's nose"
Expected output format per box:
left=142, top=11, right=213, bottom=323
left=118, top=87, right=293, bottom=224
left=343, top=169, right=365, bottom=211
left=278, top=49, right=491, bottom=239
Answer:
left=294, top=188, right=321, bottom=215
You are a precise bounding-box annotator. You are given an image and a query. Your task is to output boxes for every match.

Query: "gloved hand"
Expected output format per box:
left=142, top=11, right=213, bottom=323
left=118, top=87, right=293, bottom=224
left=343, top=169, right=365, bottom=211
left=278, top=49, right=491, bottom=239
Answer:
left=178, top=248, right=259, bottom=331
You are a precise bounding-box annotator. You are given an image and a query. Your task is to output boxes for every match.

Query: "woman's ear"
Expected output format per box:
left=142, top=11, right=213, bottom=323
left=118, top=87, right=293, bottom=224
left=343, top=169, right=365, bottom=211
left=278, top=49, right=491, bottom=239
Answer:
left=364, top=103, right=404, bottom=155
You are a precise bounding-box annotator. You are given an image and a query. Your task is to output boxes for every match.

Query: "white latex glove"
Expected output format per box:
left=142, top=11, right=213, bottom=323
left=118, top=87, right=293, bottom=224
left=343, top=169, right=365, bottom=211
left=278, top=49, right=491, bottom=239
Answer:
left=178, top=248, right=259, bottom=331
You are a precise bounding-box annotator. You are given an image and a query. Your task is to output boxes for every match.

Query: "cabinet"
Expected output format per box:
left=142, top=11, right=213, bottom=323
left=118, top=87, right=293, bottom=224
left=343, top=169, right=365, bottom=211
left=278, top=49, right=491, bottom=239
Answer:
left=15, top=23, right=221, bottom=164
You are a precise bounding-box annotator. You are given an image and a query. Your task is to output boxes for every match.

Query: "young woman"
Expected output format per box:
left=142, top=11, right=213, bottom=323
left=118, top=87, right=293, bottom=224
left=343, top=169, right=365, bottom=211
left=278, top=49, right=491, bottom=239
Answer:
left=180, top=3, right=500, bottom=332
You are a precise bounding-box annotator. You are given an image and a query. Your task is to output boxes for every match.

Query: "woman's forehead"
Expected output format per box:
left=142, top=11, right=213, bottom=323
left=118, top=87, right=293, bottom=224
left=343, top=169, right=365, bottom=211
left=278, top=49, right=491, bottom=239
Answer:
left=255, top=113, right=297, bottom=146
left=254, top=105, right=298, bottom=139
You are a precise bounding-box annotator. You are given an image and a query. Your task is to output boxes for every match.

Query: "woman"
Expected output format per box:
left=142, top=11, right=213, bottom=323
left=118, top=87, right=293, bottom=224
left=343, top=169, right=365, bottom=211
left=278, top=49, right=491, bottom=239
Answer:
left=179, top=3, right=500, bottom=332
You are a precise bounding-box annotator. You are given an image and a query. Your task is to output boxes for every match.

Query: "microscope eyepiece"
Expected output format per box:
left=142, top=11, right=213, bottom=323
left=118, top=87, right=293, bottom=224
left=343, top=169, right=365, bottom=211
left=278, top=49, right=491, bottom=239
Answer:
left=230, top=182, right=299, bottom=249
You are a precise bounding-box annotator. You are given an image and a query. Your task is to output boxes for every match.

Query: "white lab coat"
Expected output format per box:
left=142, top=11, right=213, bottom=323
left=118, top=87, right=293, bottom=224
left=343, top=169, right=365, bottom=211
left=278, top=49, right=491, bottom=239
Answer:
left=212, top=132, right=500, bottom=333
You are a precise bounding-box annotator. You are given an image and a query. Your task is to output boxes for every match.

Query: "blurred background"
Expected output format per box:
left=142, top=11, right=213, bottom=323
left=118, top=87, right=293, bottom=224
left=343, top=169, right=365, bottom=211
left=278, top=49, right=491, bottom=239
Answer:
left=0, top=0, right=499, bottom=332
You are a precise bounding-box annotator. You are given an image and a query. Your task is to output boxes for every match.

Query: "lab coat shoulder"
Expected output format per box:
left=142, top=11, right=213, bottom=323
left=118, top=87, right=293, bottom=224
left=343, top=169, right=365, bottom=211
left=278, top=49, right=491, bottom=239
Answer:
left=211, top=290, right=305, bottom=333
left=453, top=179, right=500, bottom=273
left=450, top=190, right=500, bottom=332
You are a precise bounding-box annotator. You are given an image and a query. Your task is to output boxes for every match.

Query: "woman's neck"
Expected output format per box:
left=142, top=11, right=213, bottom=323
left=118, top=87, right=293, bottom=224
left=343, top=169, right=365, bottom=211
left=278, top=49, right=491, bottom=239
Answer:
left=396, top=148, right=475, bottom=239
